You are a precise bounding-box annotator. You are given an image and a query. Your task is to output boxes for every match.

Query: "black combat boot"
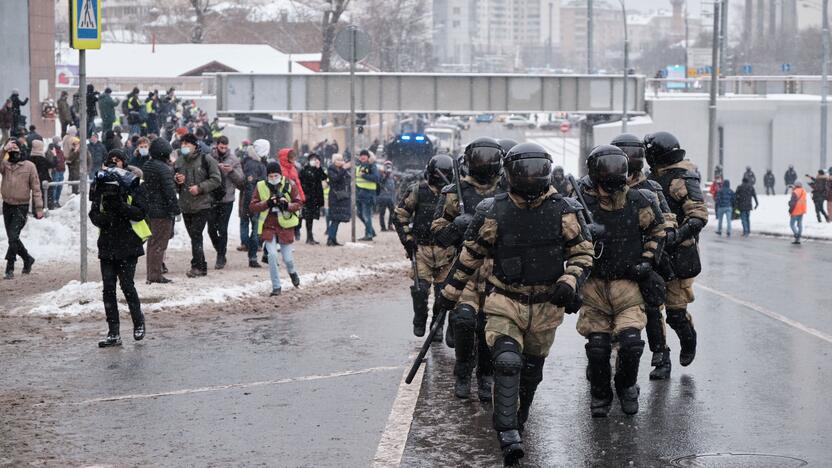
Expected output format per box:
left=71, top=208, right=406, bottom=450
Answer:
left=290, top=272, right=301, bottom=288
left=429, top=312, right=444, bottom=343
left=98, top=322, right=122, bottom=348
left=614, top=328, right=645, bottom=416
left=214, top=254, right=226, bottom=270
left=129, top=302, right=145, bottom=341
left=410, top=281, right=429, bottom=337
left=452, top=305, right=477, bottom=399
left=435, top=285, right=454, bottom=347
left=3, top=261, right=13, bottom=280
left=649, top=348, right=672, bottom=380
left=475, top=312, right=492, bottom=401
left=477, top=374, right=494, bottom=403
left=445, top=321, right=455, bottom=348
left=585, top=333, right=613, bottom=418
left=666, top=309, right=697, bottom=366
left=22, top=255, right=34, bottom=274
left=517, top=355, right=544, bottom=433
left=492, top=337, right=524, bottom=466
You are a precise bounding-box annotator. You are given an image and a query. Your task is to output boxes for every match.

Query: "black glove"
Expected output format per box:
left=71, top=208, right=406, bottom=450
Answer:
left=550, top=282, right=575, bottom=307
left=665, top=228, right=677, bottom=247
left=267, top=196, right=279, bottom=208
left=434, top=293, right=456, bottom=313
left=630, top=261, right=653, bottom=281
left=452, top=213, right=474, bottom=235
left=277, top=198, right=289, bottom=211
left=565, top=293, right=583, bottom=314
left=638, top=270, right=667, bottom=307
left=403, top=239, right=416, bottom=259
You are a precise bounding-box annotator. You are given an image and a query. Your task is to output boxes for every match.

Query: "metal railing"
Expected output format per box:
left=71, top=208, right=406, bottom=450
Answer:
left=646, top=76, right=827, bottom=97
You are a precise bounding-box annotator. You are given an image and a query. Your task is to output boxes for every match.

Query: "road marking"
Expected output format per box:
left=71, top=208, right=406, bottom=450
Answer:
left=70, top=366, right=402, bottom=405
left=696, top=283, right=832, bottom=344
left=373, top=352, right=425, bottom=467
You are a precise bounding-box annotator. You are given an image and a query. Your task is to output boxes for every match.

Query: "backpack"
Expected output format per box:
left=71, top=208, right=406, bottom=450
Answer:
left=201, top=152, right=227, bottom=203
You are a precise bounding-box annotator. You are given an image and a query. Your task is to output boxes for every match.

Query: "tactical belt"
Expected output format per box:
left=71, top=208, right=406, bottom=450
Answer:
left=488, top=283, right=553, bottom=304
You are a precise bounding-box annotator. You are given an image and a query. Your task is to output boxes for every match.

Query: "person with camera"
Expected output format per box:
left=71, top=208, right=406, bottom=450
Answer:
left=174, top=133, right=222, bottom=278
left=1, top=140, right=43, bottom=279
left=249, top=162, right=302, bottom=296
left=89, top=150, right=151, bottom=347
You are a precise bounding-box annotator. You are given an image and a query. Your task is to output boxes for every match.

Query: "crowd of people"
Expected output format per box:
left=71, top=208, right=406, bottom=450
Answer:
left=711, top=164, right=831, bottom=242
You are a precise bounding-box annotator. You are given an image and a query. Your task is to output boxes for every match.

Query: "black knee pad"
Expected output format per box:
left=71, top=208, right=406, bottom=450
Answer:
left=585, top=333, right=612, bottom=363
left=520, top=354, right=545, bottom=388
left=492, top=336, right=523, bottom=376
left=665, top=308, right=688, bottom=327
left=476, top=311, right=487, bottom=335
left=616, top=328, right=645, bottom=358
left=453, top=304, right=477, bottom=334
left=417, top=280, right=430, bottom=293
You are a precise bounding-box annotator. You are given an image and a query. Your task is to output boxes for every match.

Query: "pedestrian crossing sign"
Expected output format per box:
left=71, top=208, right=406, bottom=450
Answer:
left=70, top=0, right=101, bottom=50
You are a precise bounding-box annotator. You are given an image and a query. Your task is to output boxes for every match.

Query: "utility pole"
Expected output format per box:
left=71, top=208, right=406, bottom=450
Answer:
left=587, top=0, right=594, bottom=74
left=620, top=0, right=629, bottom=131
left=684, top=0, right=690, bottom=90
left=348, top=27, right=357, bottom=243
left=707, top=0, right=721, bottom=181
left=548, top=2, right=554, bottom=68
left=79, top=49, right=88, bottom=283
left=718, top=0, right=728, bottom=96
left=822, top=0, right=829, bottom=170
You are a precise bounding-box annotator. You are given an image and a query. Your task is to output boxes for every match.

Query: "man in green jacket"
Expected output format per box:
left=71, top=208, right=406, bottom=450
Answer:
left=174, top=133, right=222, bottom=277
left=98, top=88, right=120, bottom=134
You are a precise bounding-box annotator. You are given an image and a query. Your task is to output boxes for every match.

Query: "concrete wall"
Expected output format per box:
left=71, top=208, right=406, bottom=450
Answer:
left=0, top=1, right=31, bottom=134
left=594, top=96, right=832, bottom=188
left=29, top=0, right=56, bottom=138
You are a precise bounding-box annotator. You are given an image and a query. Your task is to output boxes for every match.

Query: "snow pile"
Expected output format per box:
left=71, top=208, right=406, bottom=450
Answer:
left=18, top=260, right=409, bottom=317
left=707, top=194, right=832, bottom=240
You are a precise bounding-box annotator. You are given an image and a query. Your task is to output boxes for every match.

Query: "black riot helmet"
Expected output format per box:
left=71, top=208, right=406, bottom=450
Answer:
left=425, top=154, right=454, bottom=188
left=552, top=165, right=565, bottom=179
left=497, top=138, right=518, bottom=157
left=464, top=137, right=504, bottom=184
left=503, top=142, right=553, bottom=201
left=611, top=133, right=645, bottom=175
left=643, top=131, right=686, bottom=168
left=587, top=145, right=629, bottom=193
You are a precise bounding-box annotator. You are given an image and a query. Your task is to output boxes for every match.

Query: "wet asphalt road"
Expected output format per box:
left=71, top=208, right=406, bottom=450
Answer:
left=402, top=233, right=832, bottom=467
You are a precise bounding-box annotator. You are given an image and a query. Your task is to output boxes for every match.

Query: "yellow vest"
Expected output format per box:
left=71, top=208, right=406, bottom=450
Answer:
left=256, top=179, right=300, bottom=234
left=355, top=166, right=377, bottom=191
left=99, top=195, right=152, bottom=243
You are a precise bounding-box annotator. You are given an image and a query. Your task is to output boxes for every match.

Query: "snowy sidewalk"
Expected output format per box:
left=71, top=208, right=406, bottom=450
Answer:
left=706, top=194, right=832, bottom=241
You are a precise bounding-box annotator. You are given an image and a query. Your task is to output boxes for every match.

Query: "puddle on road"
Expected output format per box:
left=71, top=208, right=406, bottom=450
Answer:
left=670, top=453, right=808, bottom=467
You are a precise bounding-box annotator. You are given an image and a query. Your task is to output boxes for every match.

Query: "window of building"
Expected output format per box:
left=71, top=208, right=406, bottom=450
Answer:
left=453, top=7, right=461, bottom=14
left=452, top=20, right=461, bottom=27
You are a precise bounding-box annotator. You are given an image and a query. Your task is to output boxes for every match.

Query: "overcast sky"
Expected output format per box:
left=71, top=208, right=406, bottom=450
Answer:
left=623, top=0, right=704, bottom=17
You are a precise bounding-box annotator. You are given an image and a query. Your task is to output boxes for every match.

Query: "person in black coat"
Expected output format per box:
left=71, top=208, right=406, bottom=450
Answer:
left=9, top=89, right=28, bottom=131
left=784, top=165, right=797, bottom=194
left=326, top=154, right=352, bottom=246
left=142, top=139, right=180, bottom=283
left=763, top=169, right=775, bottom=195
left=299, top=153, right=327, bottom=245
left=734, top=177, right=759, bottom=236
left=89, top=164, right=149, bottom=347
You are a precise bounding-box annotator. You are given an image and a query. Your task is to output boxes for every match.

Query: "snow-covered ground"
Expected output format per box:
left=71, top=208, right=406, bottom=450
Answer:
left=706, top=194, right=832, bottom=240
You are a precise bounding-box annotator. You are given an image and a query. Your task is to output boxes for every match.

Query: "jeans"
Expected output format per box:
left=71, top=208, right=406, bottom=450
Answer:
left=716, top=206, right=732, bottom=235
left=377, top=199, right=394, bottom=230
left=813, top=200, right=829, bottom=222
left=245, top=214, right=260, bottom=260
left=356, top=199, right=376, bottom=238
left=50, top=171, right=65, bottom=206
left=207, top=201, right=234, bottom=257
left=183, top=209, right=210, bottom=271
left=146, top=217, right=173, bottom=281
left=765, top=186, right=775, bottom=195
left=790, top=215, right=803, bottom=240
left=739, top=210, right=751, bottom=235
left=130, top=123, right=141, bottom=136
left=2, top=203, right=30, bottom=267
left=264, top=238, right=296, bottom=290
left=327, top=220, right=342, bottom=242
left=100, top=256, right=143, bottom=328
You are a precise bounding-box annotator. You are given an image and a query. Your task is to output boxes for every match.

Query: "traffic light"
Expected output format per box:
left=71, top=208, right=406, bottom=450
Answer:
left=356, top=113, right=367, bottom=134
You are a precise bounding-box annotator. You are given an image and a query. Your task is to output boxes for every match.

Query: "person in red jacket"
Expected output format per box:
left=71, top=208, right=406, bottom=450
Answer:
left=249, top=162, right=302, bottom=296
left=278, top=148, right=305, bottom=241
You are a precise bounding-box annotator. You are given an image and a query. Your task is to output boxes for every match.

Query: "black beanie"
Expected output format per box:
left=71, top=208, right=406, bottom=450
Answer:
left=108, top=148, right=127, bottom=164
left=150, top=138, right=172, bottom=160
left=180, top=133, right=198, bottom=146
left=266, top=161, right=282, bottom=175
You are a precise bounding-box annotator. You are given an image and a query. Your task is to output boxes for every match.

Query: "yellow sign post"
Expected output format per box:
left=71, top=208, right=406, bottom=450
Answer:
left=70, top=0, right=101, bottom=50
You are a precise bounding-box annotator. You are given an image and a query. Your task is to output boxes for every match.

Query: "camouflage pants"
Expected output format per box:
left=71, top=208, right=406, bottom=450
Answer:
left=577, top=277, right=646, bottom=336
left=483, top=292, right=565, bottom=358
left=408, top=245, right=454, bottom=285
left=666, top=277, right=695, bottom=310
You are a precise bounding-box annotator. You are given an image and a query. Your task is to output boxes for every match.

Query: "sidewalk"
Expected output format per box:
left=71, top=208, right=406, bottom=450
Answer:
left=707, top=194, right=832, bottom=241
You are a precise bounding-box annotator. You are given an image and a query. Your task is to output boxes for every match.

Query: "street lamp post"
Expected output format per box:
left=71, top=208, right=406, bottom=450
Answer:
left=587, top=0, right=594, bottom=74
left=707, top=0, right=721, bottom=180
left=822, top=0, right=829, bottom=170
left=619, top=0, right=629, bottom=131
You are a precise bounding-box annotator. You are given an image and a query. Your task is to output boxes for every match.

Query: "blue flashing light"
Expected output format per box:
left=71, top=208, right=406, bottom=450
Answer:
left=415, top=135, right=425, bottom=141
left=401, top=135, right=412, bottom=141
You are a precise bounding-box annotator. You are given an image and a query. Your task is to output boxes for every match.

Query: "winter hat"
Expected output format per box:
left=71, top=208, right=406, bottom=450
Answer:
left=30, top=140, right=45, bottom=157
left=180, top=133, right=198, bottom=146
left=67, top=126, right=78, bottom=137
left=107, top=149, right=127, bottom=165
left=253, top=139, right=271, bottom=158
left=52, top=136, right=61, bottom=146
left=150, top=138, right=172, bottom=160
left=266, top=161, right=282, bottom=175
left=175, top=127, right=188, bottom=137
left=794, top=181, right=803, bottom=188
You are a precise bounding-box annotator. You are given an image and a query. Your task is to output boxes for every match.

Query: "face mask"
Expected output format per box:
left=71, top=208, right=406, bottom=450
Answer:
left=180, top=146, right=192, bottom=156
left=268, top=176, right=281, bottom=185
left=7, top=151, right=20, bottom=162
left=139, top=148, right=149, bottom=156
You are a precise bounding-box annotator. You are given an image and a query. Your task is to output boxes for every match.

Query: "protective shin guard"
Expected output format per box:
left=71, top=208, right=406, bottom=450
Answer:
left=434, top=285, right=455, bottom=347
left=452, top=304, right=478, bottom=398
left=410, top=280, right=430, bottom=336
left=585, top=333, right=613, bottom=417
left=476, top=311, right=494, bottom=402
left=518, top=354, right=545, bottom=433
left=492, top=336, right=524, bottom=466
left=666, top=308, right=697, bottom=366
left=430, top=285, right=445, bottom=343
left=644, top=305, right=667, bottom=354
left=614, top=328, right=645, bottom=415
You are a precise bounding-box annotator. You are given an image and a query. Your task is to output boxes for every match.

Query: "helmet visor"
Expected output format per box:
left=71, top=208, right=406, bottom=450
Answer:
left=591, top=154, right=628, bottom=192
left=467, top=146, right=503, bottom=182
left=506, top=158, right=552, bottom=200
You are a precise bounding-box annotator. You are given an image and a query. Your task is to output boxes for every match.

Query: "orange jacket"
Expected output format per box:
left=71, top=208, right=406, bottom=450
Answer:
left=790, top=187, right=807, bottom=216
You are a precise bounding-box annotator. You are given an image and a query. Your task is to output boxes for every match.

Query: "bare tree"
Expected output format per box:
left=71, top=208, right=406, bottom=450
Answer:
left=319, top=0, right=350, bottom=71
left=189, top=0, right=211, bottom=43
left=356, top=0, right=431, bottom=72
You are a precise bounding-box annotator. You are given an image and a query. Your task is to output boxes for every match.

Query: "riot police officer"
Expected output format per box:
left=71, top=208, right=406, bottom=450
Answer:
left=435, top=142, right=593, bottom=466
left=392, top=154, right=456, bottom=337
left=644, top=132, right=707, bottom=367
left=432, top=137, right=503, bottom=401
left=550, top=166, right=570, bottom=194
left=574, top=145, right=666, bottom=417
left=612, top=133, right=674, bottom=380
left=495, top=139, right=517, bottom=194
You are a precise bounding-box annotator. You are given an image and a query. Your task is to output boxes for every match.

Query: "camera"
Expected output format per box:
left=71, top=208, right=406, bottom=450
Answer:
left=91, top=167, right=140, bottom=201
